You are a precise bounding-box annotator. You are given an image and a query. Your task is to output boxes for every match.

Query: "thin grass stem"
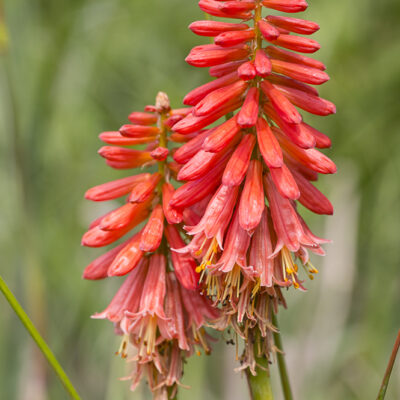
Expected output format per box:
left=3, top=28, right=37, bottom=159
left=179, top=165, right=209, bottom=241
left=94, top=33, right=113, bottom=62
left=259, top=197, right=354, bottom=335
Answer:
left=376, top=329, right=400, bottom=400
left=0, top=275, right=81, bottom=400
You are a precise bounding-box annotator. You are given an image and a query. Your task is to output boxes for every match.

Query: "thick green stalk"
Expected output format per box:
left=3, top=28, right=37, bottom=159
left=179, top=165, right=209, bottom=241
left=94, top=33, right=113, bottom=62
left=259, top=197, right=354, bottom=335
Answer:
left=272, top=313, right=294, bottom=400
left=0, top=275, right=81, bottom=400
left=376, top=329, right=400, bottom=400
left=246, top=356, right=274, bottom=400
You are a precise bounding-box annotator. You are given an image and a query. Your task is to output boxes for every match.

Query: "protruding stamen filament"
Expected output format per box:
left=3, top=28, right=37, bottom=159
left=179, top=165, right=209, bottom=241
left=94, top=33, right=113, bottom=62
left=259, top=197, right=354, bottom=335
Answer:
left=196, top=237, right=219, bottom=273
left=281, top=247, right=300, bottom=288
left=302, top=260, right=319, bottom=280
left=116, top=334, right=130, bottom=359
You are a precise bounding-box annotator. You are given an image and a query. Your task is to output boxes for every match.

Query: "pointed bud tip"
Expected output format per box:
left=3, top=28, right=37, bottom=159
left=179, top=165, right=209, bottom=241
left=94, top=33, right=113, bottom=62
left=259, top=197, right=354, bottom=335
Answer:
left=156, top=92, right=171, bottom=112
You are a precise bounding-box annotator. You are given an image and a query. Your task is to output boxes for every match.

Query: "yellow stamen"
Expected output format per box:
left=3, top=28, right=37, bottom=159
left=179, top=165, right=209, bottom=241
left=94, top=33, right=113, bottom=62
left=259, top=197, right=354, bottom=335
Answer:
left=300, top=260, right=319, bottom=280
left=281, top=247, right=300, bottom=289
left=115, top=334, right=129, bottom=359
left=194, top=237, right=209, bottom=257
left=196, top=327, right=210, bottom=355
left=205, top=273, right=221, bottom=298
left=142, top=316, right=158, bottom=356
left=251, top=278, right=261, bottom=298
left=196, top=237, right=219, bottom=273
left=221, top=264, right=241, bottom=302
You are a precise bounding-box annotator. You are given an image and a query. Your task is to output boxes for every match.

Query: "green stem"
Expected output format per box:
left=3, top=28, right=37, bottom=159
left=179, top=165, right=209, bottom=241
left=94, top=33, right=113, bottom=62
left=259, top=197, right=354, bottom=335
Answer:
left=376, top=329, right=400, bottom=400
left=272, top=313, right=293, bottom=400
left=167, top=385, right=178, bottom=400
left=246, top=356, right=274, bottom=400
left=0, top=275, right=81, bottom=400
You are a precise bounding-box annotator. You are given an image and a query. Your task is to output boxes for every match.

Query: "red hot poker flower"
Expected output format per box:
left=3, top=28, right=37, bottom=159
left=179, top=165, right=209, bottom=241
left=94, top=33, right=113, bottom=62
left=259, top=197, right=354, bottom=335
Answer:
left=83, top=93, right=219, bottom=396
left=171, top=0, right=336, bottom=368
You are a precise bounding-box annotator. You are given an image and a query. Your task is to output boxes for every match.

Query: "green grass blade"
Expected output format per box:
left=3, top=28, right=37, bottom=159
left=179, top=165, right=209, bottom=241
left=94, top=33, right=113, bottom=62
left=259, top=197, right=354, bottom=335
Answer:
left=0, top=275, right=81, bottom=400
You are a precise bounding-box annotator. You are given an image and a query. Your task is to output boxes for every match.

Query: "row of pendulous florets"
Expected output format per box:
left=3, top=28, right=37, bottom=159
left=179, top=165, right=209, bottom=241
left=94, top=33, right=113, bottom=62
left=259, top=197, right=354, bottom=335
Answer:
left=82, top=0, right=336, bottom=398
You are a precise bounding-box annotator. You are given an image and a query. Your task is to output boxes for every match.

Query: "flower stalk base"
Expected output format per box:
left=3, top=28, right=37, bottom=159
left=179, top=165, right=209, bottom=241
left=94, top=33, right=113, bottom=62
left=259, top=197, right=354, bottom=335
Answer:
left=246, top=356, right=274, bottom=400
left=272, top=312, right=293, bottom=400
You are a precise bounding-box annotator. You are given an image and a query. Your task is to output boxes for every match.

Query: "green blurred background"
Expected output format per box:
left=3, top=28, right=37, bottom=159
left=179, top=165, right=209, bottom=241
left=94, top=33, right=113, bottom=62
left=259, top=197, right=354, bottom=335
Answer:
left=1, top=0, right=399, bottom=399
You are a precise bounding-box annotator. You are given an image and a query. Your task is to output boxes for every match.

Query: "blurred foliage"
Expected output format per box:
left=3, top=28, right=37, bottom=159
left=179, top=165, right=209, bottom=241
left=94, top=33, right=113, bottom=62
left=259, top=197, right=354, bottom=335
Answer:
left=0, top=0, right=399, bottom=399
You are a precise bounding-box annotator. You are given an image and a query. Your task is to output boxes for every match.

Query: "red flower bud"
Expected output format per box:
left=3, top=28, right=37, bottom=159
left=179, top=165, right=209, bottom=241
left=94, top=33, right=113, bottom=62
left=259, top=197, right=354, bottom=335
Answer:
left=186, top=44, right=250, bottom=68
left=150, top=146, right=169, bottom=161
left=85, top=173, right=151, bottom=202
left=237, top=61, right=257, bottom=81
left=271, top=34, right=320, bottom=54
left=99, top=131, right=156, bottom=145
left=214, top=29, right=255, bottom=47
left=262, top=0, right=308, bottom=13
left=162, top=183, right=184, bottom=225
left=222, top=134, right=256, bottom=186
left=254, top=49, right=272, bottom=77
left=189, top=20, right=249, bottom=37
left=128, top=173, right=161, bottom=203
left=271, top=59, right=329, bottom=85
left=128, top=112, right=157, bottom=125
left=267, top=73, right=319, bottom=96
left=274, top=85, right=336, bottom=116
left=237, top=87, right=260, bottom=128
left=203, top=116, right=242, bottom=153
left=209, top=60, right=246, bottom=77
left=194, top=80, right=248, bottom=117
left=266, top=45, right=326, bottom=70
left=269, top=164, right=300, bottom=200
left=256, top=117, right=283, bottom=168
left=140, top=205, right=164, bottom=252
left=184, top=71, right=239, bottom=106
left=258, top=20, right=280, bottom=41
left=239, top=160, right=265, bottom=232
left=119, top=124, right=160, bottom=137
left=261, top=80, right=302, bottom=125
left=266, top=15, right=320, bottom=35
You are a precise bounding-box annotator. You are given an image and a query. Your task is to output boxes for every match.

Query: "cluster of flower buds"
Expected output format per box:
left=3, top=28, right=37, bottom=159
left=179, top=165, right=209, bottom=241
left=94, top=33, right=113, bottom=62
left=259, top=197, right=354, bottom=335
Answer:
left=167, top=0, right=336, bottom=372
left=82, top=93, right=219, bottom=397
left=83, top=0, right=337, bottom=394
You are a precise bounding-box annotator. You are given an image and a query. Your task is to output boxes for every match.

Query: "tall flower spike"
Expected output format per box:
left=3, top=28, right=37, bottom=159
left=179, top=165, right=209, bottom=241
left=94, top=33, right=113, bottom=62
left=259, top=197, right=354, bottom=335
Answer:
left=83, top=93, right=219, bottom=397
left=172, top=0, right=336, bottom=372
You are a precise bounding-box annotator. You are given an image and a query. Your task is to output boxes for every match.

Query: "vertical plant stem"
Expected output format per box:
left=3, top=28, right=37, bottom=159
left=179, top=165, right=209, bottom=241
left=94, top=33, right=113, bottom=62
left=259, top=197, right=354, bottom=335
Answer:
left=246, top=356, right=274, bottom=400
left=0, top=275, right=81, bottom=400
left=272, top=313, right=294, bottom=400
left=376, top=329, right=400, bottom=400
left=167, top=386, right=178, bottom=400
